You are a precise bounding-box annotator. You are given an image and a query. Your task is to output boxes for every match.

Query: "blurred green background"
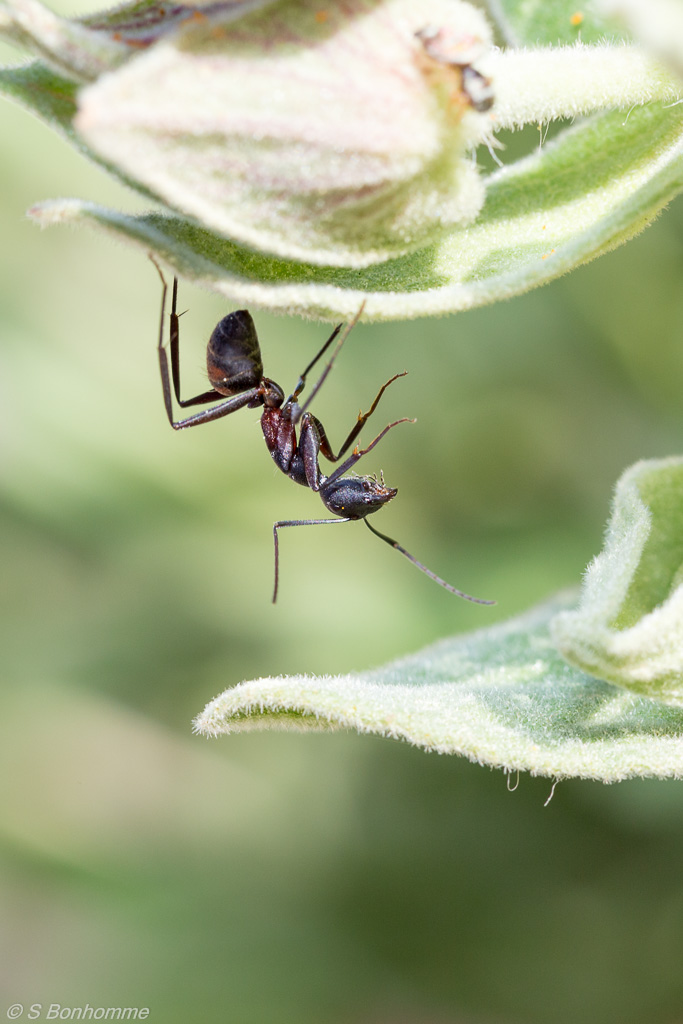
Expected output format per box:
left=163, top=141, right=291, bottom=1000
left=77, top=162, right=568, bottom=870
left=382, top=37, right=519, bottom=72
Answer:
left=3, top=11, right=683, bottom=1021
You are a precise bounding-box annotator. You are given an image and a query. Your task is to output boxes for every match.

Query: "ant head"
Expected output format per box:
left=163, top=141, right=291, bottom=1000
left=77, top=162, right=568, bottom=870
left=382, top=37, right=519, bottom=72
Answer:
left=322, top=474, right=398, bottom=520
left=207, top=310, right=264, bottom=395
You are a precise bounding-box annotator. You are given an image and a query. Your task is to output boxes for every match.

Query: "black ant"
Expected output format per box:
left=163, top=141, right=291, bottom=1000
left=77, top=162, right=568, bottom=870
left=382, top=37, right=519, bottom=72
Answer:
left=151, top=260, right=494, bottom=607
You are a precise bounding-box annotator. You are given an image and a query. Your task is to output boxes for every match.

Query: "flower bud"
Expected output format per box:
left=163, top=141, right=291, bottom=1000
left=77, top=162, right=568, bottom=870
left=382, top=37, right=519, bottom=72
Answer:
left=75, top=0, right=495, bottom=267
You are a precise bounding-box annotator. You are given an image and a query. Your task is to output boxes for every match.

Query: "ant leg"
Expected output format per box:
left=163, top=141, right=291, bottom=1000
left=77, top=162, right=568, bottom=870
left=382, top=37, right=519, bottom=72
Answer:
left=150, top=257, right=261, bottom=429
left=150, top=257, right=222, bottom=427
left=162, top=388, right=263, bottom=430
left=324, top=417, right=415, bottom=487
left=313, top=370, right=408, bottom=463
left=151, top=256, right=176, bottom=426
left=291, top=302, right=367, bottom=421
left=298, top=414, right=325, bottom=492
left=167, top=275, right=217, bottom=409
left=272, top=517, right=350, bottom=602
left=363, top=519, right=495, bottom=605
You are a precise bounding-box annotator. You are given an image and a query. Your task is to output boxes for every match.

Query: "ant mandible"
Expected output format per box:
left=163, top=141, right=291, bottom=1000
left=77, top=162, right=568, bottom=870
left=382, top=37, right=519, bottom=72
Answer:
left=151, top=260, right=494, bottom=607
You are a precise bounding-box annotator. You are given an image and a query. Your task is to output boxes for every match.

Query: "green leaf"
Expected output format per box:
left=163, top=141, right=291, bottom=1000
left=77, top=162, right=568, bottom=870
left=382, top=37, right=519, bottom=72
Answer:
left=492, top=0, right=622, bottom=46
left=193, top=593, right=683, bottom=782
left=552, top=457, right=683, bottom=706
left=29, top=100, right=683, bottom=320
left=0, top=60, right=77, bottom=139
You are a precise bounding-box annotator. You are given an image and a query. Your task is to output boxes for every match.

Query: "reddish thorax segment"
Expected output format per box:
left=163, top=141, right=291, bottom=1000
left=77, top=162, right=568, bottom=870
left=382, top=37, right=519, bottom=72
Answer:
left=261, top=406, right=304, bottom=483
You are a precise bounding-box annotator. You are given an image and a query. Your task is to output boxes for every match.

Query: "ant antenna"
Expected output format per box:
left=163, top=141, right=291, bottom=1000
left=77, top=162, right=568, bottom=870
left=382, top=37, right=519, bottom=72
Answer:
left=363, top=519, right=495, bottom=604
left=296, top=301, right=367, bottom=416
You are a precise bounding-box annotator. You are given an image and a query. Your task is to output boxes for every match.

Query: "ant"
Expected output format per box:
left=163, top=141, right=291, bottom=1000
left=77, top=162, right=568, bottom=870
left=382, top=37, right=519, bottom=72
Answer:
left=151, top=260, right=494, bottom=607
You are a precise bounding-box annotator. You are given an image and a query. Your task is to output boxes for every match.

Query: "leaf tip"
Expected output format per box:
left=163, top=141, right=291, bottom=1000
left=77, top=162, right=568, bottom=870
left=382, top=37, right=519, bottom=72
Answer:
left=27, top=196, right=83, bottom=226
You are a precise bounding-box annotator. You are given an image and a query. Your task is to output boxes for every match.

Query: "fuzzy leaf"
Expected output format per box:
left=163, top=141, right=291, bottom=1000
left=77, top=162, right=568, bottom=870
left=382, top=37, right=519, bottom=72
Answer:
left=29, top=97, right=683, bottom=320
left=193, top=594, right=683, bottom=782
left=552, top=458, right=683, bottom=706
left=0, top=60, right=78, bottom=138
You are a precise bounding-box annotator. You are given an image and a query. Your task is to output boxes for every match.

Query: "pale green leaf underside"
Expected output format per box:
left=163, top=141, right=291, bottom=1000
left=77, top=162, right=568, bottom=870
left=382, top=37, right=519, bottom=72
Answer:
left=27, top=97, right=683, bottom=319
left=194, top=595, right=683, bottom=782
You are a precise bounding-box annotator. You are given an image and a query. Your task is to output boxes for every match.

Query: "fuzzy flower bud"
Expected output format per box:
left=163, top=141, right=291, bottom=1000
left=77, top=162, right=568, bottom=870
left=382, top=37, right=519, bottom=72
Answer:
left=74, top=0, right=495, bottom=267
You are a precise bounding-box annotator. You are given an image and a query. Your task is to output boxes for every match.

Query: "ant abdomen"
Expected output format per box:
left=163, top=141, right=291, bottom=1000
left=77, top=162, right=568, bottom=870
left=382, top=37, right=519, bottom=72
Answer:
left=207, top=310, right=264, bottom=395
